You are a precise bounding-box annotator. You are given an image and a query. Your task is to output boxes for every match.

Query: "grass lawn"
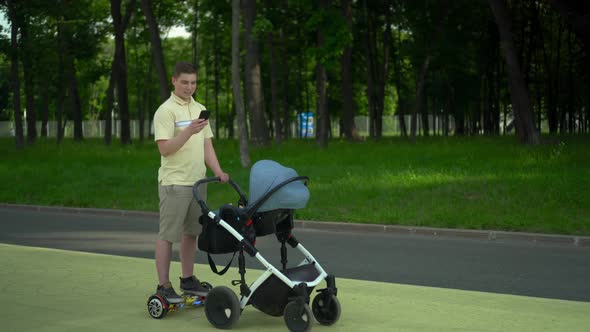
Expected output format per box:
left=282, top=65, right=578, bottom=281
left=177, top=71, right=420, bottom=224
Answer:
left=1, top=135, right=589, bottom=235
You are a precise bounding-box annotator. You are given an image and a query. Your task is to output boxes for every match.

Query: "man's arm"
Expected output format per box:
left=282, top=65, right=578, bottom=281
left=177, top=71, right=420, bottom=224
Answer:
left=204, top=138, right=229, bottom=182
left=156, top=119, right=208, bottom=157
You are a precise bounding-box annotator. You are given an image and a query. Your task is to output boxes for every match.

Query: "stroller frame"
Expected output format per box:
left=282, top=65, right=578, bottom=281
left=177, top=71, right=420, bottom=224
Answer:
left=194, top=176, right=340, bottom=332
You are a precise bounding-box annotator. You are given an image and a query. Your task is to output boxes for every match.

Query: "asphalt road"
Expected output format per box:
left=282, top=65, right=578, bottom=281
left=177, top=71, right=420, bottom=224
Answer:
left=1, top=207, right=589, bottom=302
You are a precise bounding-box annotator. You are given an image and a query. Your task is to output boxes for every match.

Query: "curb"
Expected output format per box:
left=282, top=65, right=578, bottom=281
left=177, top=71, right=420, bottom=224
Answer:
left=2, top=203, right=589, bottom=247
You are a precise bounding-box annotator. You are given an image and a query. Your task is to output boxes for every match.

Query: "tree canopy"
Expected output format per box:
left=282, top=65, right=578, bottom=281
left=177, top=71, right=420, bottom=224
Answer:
left=1, top=0, right=588, bottom=151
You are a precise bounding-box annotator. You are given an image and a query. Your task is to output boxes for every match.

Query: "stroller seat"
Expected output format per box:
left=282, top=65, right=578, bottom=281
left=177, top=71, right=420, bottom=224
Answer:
left=252, top=209, right=294, bottom=236
left=247, top=160, right=309, bottom=237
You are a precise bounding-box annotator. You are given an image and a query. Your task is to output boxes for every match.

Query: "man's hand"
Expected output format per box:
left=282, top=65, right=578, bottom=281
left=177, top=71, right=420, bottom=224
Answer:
left=216, top=172, right=230, bottom=183
left=187, top=119, right=208, bottom=135
left=156, top=119, right=209, bottom=157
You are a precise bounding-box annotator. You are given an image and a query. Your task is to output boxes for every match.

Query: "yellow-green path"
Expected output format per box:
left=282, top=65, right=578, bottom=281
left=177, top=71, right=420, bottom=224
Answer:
left=2, top=243, right=589, bottom=332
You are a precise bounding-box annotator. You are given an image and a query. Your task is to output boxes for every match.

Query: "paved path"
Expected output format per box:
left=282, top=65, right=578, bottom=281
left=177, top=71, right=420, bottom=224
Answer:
left=1, top=206, right=590, bottom=302
left=5, top=243, right=590, bottom=332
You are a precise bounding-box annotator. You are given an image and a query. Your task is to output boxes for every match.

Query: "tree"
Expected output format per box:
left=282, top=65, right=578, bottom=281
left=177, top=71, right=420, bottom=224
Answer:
left=315, top=0, right=330, bottom=148
left=232, top=0, right=250, bottom=167
left=408, top=0, right=449, bottom=141
left=340, top=0, right=356, bottom=140
left=19, top=14, right=36, bottom=144
left=549, top=0, right=590, bottom=57
left=363, top=0, right=391, bottom=139
left=488, top=0, right=539, bottom=144
left=140, top=0, right=169, bottom=102
left=6, top=0, right=24, bottom=148
left=109, top=0, right=136, bottom=145
left=265, top=2, right=282, bottom=143
left=242, top=0, right=269, bottom=146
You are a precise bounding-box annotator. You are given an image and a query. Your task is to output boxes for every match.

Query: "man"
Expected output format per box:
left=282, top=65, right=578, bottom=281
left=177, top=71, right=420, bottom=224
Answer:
left=153, top=61, right=229, bottom=303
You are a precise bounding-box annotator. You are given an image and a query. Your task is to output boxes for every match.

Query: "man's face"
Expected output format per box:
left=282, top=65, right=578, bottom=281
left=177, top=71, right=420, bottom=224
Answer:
left=172, top=73, right=197, bottom=101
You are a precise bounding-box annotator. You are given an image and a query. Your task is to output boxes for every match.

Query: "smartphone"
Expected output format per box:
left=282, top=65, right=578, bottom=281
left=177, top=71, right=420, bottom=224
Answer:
left=198, top=110, right=211, bottom=120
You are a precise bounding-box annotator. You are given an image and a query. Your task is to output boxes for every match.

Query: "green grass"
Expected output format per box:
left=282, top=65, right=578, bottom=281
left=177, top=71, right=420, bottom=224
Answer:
left=1, top=136, right=589, bottom=235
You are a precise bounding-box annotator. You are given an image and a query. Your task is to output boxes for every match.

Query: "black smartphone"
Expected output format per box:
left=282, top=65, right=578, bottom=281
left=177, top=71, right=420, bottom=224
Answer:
left=198, top=110, right=211, bottom=120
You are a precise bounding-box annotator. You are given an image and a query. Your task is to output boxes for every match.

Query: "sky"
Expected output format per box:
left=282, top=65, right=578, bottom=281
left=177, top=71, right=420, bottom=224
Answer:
left=1, top=12, right=8, bottom=37
left=166, top=25, right=190, bottom=38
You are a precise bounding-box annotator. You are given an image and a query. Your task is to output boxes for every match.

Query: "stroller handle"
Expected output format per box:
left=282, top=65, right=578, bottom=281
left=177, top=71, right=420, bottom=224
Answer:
left=193, top=177, right=248, bottom=213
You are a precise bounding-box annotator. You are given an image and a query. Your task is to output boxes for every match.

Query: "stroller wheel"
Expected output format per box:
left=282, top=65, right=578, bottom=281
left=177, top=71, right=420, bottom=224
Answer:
left=204, top=286, right=241, bottom=329
left=147, top=295, right=168, bottom=319
left=312, top=293, right=340, bottom=325
left=283, top=301, right=313, bottom=332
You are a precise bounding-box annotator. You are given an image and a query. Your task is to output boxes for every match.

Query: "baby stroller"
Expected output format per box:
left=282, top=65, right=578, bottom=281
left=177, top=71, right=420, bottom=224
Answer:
left=193, top=160, right=341, bottom=332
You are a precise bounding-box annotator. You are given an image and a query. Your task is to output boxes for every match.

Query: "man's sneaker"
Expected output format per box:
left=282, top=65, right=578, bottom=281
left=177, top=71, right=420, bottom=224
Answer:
left=180, top=276, right=210, bottom=297
left=156, top=282, right=184, bottom=304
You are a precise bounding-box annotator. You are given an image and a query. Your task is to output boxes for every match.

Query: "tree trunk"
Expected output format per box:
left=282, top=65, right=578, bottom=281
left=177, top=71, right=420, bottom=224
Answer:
left=411, top=1, right=449, bottom=141
left=20, top=19, right=37, bottom=144
left=56, top=22, right=66, bottom=144
left=364, top=4, right=389, bottom=139
left=267, top=29, right=282, bottom=144
left=315, top=0, right=330, bottom=148
left=488, top=0, right=539, bottom=144
left=554, top=23, right=565, bottom=134
left=40, top=89, right=49, bottom=137
left=280, top=28, right=290, bottom=140
left=7, top=0, right=24, bottom=148
left=566, top=28, right=575, bottom=133
left=395, top=29, right=407, bottom=137
left=411, top=56, right=431, bottom=140
left=242, top=0, right=268, bottom=146
left=448, top=84, right=462, bottom=135
left=58, top=20, right=83, bottom=141
left=112, top=0, right=131, bottom=144
left=225, top=65, right=235, bottom=138
left=316, top=63, right=328, bottom=147
left=363, top=1, right=378, bottom=138
left=104, top=73, right=115, bottom=145
left=140, top=0, right=169, bottom=102
left=375, top=7, right=391, bottom=138
left=340, top=0, right=355, bottom=140
left=67, top=59, right=83, bottom=141
left=232, top=0, right=250, bottom=167
left=540, top=13, right=558, bottom=133
left=191, top=0, right=199, bottom=70
left=141, top=54, right=154, bottom=142
left=137, top=54, right=145, bottom=143
left=214, top=23, right=220, bottom=138
left=493, top=26, right=501, bottom=135
left=422, top=95, right=430, bottom=136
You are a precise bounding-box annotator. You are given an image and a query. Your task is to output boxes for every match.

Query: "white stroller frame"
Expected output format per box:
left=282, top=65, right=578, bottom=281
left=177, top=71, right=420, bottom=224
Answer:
left=194, top=172, right=340, bottom=332
left=207, top=208, right=328, bottom=308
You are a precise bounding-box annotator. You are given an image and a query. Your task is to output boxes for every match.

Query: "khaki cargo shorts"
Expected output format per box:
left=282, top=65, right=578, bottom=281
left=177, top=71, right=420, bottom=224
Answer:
left=158, top=184, right=207, bottom=243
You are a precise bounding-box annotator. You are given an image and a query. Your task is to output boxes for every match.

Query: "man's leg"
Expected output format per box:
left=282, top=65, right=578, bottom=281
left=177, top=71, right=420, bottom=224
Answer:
left=178, top=185, right=210, bottom=296
left=179, top=233, right=209, bottom=296
left=180, top=234, right=197, bottom=278
left=180, top=184, right=205, bottom=278
left=155, top=239, right=173, bottom=285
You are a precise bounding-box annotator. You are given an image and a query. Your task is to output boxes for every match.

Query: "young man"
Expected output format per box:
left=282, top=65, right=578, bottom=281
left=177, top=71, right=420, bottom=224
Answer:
left=153, top=62, right=229, bottom=303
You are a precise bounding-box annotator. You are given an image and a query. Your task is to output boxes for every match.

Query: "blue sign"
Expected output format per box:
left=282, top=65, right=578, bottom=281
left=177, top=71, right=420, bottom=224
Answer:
left=298, top=112, right=314, bottom=138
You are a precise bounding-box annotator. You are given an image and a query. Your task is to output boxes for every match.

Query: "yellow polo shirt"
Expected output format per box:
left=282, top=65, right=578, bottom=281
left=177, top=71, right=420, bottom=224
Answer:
left=154, top=93, right=213, bottom=185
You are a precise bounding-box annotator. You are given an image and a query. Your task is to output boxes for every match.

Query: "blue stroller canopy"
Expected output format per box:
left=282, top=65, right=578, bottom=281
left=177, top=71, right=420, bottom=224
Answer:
left=248, top=160, right=310, bottom=212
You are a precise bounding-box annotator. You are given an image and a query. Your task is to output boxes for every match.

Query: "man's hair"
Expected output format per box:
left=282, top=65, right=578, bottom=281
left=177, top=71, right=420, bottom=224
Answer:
left=173, top=62, right=196, bottom=78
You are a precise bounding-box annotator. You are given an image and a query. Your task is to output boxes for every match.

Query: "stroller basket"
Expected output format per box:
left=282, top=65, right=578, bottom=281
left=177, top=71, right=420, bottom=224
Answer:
left=198, top=204, right=254, bottom=254
left=248, top=263, right=320, bottom=317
